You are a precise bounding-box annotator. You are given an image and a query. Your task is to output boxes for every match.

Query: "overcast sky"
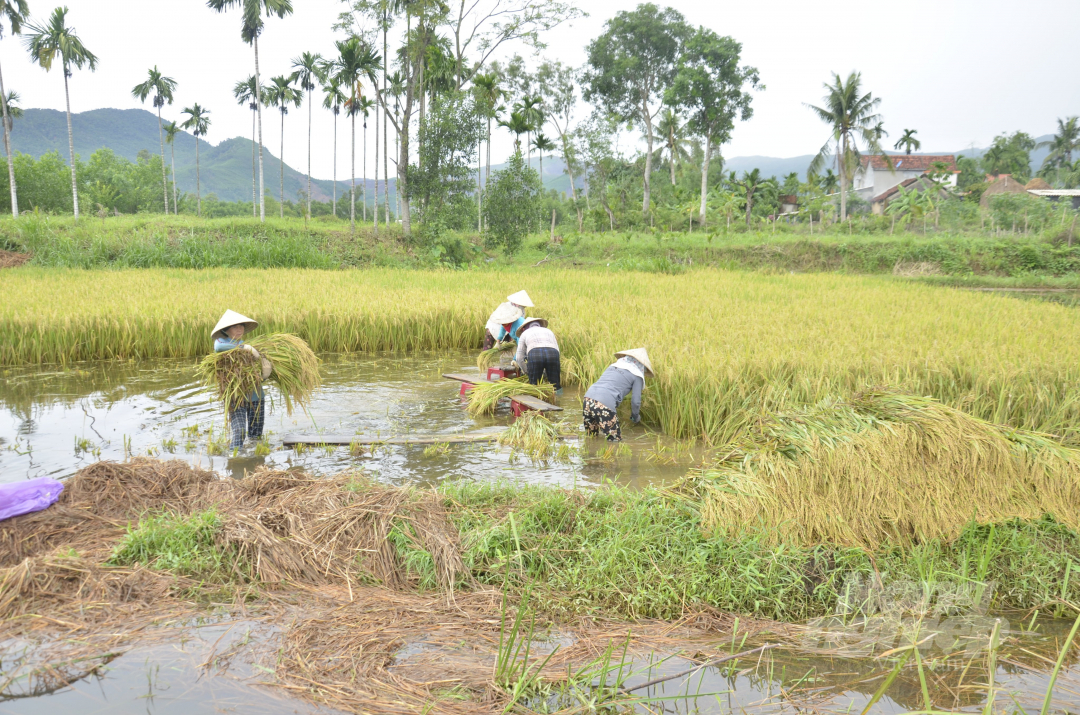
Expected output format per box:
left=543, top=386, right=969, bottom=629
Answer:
left=2, top=0, right=1078, bottom=182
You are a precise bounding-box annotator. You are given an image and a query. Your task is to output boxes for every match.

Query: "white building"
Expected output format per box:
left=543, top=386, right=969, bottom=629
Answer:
left=852, top=155, right=959, bottom=203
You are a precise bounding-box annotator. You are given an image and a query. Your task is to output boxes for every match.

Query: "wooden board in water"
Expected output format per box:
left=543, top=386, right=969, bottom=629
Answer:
left=282, top=432, right=504, bottom=446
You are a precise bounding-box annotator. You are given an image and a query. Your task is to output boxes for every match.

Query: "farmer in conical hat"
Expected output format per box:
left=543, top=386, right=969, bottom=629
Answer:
left=212, top=310, right=272, bottom=450
left=512, top=317, right=562, bottom=394
left=483, top=290, right=534, bottom=350
left=582, top=348, right=654, bottom=441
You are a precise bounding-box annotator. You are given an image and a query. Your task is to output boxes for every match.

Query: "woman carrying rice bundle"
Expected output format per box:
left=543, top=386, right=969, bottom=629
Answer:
left=483, top=290, right=533, bottom=349
left=582, top=349, right=654, bottom=442
left=512, top=317, right=562, bottom=395
left=212, top=310, right=272, bottom=449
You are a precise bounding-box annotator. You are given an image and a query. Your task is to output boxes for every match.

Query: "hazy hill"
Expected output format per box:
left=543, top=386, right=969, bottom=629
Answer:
left=9, top=108, right=391, bottom=204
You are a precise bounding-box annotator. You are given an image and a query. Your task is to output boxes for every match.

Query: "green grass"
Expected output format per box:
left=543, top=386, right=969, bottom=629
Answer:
left=108, top=509, right=240, bottom=582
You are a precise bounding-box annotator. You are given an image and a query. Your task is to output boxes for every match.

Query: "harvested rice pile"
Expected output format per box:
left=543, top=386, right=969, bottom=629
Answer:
left=466, top=377, right=553, bottom=417
left=197, top=333, right=320, bottom=415
left=477, top=341, right=515, bottom=370
left=689, top=389, right=1080, bottom=548
left=498, top=412, right=568, bottom=460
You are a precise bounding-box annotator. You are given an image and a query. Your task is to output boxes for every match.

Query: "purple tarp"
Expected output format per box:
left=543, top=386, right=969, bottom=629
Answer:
left=0, top=477, right=64, bottom=522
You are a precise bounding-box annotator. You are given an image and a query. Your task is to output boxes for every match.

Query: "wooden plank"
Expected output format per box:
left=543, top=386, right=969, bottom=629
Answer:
left=509, top=394, right=563, bottom=412
left=442, top=372, right=492, bottom=384
left=282, top=432, right=505, bottom=447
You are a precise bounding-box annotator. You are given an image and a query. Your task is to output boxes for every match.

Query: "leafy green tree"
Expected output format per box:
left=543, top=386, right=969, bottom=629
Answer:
left=132, top=66, right=178, bottom=215
left=583, top=2, right=691, bottom=213
left=472, top=71, right=503, bottom=194
left=483, top=150, right=540, bottom=255
left=894, top=128, right=920, bottom=155
left=410, top=92, right=481, bottom=229
left=356, top=95, right=375, bottom=221
left=1036, top=117, right=1080, bottom=181
left=819, top=168, right=839, bottom=194
left=291, top=51, right=324, bottom=219
left=266, top=73, right=301, bottom=218
left=0, top=0, right=28, bottom=217
left=954, top=154, right=982, bottom=193
left=180, top=103, right=211, bottom=217
left=24, top=6, right=98, bottom=221
left=531, top=132, right=555, bottom=183
left=207, top=0, right=294, bottom=222
left=535, top=60, right=583, bottom=227
left=781, top=172, right=800, bottom=196
left=806, top=71, right=887, bottom=222
left=331, top=35, right=380, bottom=234
left=163, top=121, right=181, bottom=213
left=982, top=131, right=1035, bottom=182
left=669, top=26, right=758, bottom=224
left=321, top=78, right=346, bottom=218
left=233, top=75, right=264, bottom=216
left=734, top=168, right=765, bottom=226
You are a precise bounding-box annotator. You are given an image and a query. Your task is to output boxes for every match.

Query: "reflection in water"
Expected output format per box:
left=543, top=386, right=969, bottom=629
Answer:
left=0, top=351, right=699, bottom=487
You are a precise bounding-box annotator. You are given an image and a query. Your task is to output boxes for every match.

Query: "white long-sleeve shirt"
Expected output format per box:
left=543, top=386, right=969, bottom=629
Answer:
left=515, top=326, right=560, bottom=365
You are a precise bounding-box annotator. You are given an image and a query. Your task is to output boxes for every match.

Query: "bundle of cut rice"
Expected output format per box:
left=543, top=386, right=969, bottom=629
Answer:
left=198, top=333, right=321, bottom=415
left=466, top=377, right=553, bottom=417
left=477, top=341, right=516, bottom=370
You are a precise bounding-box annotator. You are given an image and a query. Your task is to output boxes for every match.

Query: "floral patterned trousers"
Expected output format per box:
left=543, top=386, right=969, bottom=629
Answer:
left=583, top=397, right=621, bottom=441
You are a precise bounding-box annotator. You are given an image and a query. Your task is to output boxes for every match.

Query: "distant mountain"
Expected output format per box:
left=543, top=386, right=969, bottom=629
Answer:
left=9, top=108, right=392, bottom=204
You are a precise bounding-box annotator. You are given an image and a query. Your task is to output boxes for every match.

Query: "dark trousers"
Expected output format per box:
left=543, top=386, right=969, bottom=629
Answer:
left=525, top=347, right=561, bottom=390
left=228, top=399, right=265, bottom=449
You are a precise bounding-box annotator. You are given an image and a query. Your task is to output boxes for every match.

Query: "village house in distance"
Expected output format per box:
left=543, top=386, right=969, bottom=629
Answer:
left=852, top=155, right=960, bottom=212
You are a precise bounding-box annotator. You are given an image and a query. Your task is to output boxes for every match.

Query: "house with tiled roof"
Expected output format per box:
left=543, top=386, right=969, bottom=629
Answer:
left=852, top=155, right=959, bottom=203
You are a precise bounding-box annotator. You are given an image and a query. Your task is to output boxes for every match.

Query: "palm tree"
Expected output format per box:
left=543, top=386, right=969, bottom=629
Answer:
left=499, top=110, right=530, bottom=153
left=356, top=95, right=375, bottom=223
left=657, top=108, right=691, bottom=186
left=820, top=169, right=839, bottom=194
left=23, top=6, right=98, bottom=221
left=472, top=71, right=502, bottom=194
left=180, top=104, right=210, bottom=217
left=233, top=75, right=263, bottom=216
left=0, top=0, right=28, bottom=218
left=321, top=78, right=346, bottom=219
left=163, top=121, right=181, bottom=214
left=735, top=168, right=763, bottom=226
left=207, top=0, right=294, bottom=223
left=267, top=74, right=301, bottom=218
left=291, top=51, right=324, bottom=219
left=894, top=128, right=920, bottom=155
left=532, top=132, right=555, bottom=185
left=332, top=36, right=381, bottom=235
left=1037, top=117, right=1080, bottom=173
left=132, top=66, right=178, bottom=214
left=515, top=95, right=543, bottom=164
left=806, top=71, right=887, bottom=222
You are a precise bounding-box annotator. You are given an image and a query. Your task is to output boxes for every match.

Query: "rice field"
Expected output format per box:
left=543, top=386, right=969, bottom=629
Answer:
left=3, top=266, right=1080, bottom=444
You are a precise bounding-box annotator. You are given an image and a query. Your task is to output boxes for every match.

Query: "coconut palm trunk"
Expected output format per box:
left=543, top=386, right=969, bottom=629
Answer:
left=699, top=134, right=710, bottom=224
left=170, top=140, right=178, bottom=214
left=254, top=35, right=266, bottom=221
left=279, top=109, right=285, bottom=218
left=642, top=108, right=654, bottom=212
left=373, top=99, right=378, bottom=232
left=332, top=111, right=337, bottom=218
left=194, top=133, right=201, bottom=217
left=0, top=60, right=18, bottom=217
left=362, top=115, right=367, bottom=222
left=382, top=19, right=390, bottom=226
left=251, top=108, right=256, bottom=216
left=62, top=66, right=79, bottom=219
left=156, top=104, right=168, bottom=212
left=306, top=88, right=312, bottom=219
left=350, top=109, right=356, bottom=233
left=838, top=136, right=847, bottom=222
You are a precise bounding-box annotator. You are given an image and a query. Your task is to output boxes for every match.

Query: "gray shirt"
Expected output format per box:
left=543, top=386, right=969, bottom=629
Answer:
left=515, top=325, right=560, bottom=365
left=584, top=365, right=644, bottom=422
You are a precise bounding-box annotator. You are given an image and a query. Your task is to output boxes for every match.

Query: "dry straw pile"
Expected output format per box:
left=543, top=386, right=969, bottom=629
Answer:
left=689, top=390, right=1080, bottom=548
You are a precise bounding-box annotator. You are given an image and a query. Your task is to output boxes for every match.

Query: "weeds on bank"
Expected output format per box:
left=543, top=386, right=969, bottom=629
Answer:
left=108, top=509, right=240, bottom=582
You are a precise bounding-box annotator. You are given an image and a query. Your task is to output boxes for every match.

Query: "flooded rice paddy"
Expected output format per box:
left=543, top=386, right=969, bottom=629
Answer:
left=0, top=350, right=694, bottom=488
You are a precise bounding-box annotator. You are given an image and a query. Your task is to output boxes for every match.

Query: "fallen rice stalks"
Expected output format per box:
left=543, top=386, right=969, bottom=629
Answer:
left=477, top=341, right=516, bottom=370
left=466, top=377, right=554, bottom=417
left=688, top=389, right=1080, bottom=548
left=498, top=412, right=571, bottom=461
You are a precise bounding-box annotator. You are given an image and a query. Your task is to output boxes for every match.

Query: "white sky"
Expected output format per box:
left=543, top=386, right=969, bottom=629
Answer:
left=1, top=0, right=1077, bottom=181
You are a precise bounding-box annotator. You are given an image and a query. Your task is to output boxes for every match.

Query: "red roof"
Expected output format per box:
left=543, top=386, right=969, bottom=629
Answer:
left=860, top=155, right=958, bottom=172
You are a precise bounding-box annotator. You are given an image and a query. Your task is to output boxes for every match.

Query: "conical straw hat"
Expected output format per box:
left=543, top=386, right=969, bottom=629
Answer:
left=490, top=303, right=523, bottom=325
left=506, top=290, right=534, bottom=307
left=515, top=316, right=548, bottom=337
left=212, top=309, right=258, bottom=339
left=614, top=348, right=654, bottom=377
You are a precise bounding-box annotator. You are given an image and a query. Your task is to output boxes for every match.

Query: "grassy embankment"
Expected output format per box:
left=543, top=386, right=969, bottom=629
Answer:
left=4, top=213, right=1080, bottom=285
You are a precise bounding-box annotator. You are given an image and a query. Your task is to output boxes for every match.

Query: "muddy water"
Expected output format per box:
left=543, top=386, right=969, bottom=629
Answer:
left=0, top=351, right=696, bottom=488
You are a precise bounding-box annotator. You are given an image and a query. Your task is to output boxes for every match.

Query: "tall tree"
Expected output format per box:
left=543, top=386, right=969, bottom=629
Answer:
left=515, top=94, right=543, bottom=163
left=233, top=75, right=263, bottom=216
left=357, top=95, right=374, bottom=222
left=735, top=168, right=764, bottom=226
left=669, top=26, right=758, bottom=224
left=132, top=66, right=178, bottom=215
left=583, top=3, right=690, bottom=213
left=535, top=60, right=582, bottom=228
left=982, top=131, right=1036, bottom=182
left=894, top=128, right=920, bottom=155
left=207, top=0, right=294, bottom=222
left=163, top=121, right=181, bottom=213
left=1037, top=117, right=1080, bottom=174
left=472, top=71, right=502, bottom=194
left=332, top=36, right=380, bottom=235
left=322, top=78, right=346, bottom=218
left=291, top=51, right=324, bottom=219
left=498, top=110, right=530, bottom=152
left=24, top=6, right=98, bottom=221
left=180, top=104, right=210, bottom=217
left=806, top=71, right=887, bottom=222
left=532, top=132, right=554, bottom=183
left=267, top=73, right=301, bottom=218
left=0, top=0, right=28, bottom=217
